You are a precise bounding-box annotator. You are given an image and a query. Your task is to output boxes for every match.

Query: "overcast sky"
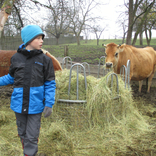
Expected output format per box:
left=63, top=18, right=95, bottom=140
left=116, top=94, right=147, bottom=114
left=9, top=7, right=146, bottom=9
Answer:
left=32, top=0, right=156, bottom=40
left=90, top=0, right=126, bottom=39
left=33, top=0, right=127, bottom=39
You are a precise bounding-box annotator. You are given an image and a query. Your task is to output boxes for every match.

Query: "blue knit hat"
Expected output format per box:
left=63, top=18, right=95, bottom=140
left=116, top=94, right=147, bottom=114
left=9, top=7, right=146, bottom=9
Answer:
left=21, top=25, right=45, bottom=46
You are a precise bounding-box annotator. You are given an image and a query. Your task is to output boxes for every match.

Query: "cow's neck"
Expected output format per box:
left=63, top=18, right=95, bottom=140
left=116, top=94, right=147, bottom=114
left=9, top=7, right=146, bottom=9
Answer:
left=116, top=51, right=131, bottom=74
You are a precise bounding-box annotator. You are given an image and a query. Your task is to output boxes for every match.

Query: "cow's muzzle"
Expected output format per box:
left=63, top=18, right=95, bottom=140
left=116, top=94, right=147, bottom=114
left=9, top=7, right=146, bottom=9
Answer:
left=106, top=62, right=113, bottom=68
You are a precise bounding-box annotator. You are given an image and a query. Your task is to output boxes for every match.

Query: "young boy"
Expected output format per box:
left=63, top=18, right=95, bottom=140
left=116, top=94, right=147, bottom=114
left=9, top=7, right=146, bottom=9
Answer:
left=0, top=25, right=56, bottom=156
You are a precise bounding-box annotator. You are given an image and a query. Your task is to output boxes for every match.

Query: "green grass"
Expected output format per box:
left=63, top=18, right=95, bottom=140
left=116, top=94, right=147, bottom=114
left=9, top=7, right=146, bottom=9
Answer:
left=56, top=38, right=156, bottom=46
left=42, top=38, right=156, bottom=65
left=43, top=44, right=105, bottom=64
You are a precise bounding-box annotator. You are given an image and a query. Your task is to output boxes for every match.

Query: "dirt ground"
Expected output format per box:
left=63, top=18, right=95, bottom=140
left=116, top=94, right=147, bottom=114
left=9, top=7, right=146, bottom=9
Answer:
left=131, top=84, right=156, bottom=106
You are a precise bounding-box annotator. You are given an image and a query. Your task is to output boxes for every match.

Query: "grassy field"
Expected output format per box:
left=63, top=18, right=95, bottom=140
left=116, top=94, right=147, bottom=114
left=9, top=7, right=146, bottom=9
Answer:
left=43, top=38, right=156, bottom=64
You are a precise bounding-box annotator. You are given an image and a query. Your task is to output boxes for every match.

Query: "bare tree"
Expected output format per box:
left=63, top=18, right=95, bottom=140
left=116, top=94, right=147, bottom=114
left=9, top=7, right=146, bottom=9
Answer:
left=144, top=15, right=156, bottom=46
left=90, top=25, right=107, bottom=45
left=3, top=0, right=25, bottom=37
left=44, top=0, right=70, bottom=45
left=126, top=0, right=156, bottom=45
left=0, top=0, right=15, bottom=38
left=69, top=0, right=101, bottom=45
left=83, top=26, right=90, bottom=43
left=117, top=19, right=128, bottom=44
left=126, top=0, right=144, bottom=45
left=132, top=0, right=155, bottom=45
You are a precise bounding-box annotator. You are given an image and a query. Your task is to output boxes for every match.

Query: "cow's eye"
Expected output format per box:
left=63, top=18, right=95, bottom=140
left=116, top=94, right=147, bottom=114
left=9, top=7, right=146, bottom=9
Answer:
left=115, top=53, right=118, bottom=57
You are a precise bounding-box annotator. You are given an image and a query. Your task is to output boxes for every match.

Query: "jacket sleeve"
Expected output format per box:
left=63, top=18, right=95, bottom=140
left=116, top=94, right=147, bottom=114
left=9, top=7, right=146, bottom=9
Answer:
left=0, top=74, right=14, bottom=86
left=44, top=56, right=56, bottom=108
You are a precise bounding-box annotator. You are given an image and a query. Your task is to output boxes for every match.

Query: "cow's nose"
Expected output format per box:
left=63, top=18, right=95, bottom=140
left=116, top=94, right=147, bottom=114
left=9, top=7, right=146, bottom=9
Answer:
left=106, top=62, right=113, bottom=68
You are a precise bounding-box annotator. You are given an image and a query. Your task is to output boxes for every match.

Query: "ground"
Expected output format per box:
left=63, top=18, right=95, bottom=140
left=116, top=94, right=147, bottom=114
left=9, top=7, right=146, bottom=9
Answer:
left=132, top=85, right=156, bottom=106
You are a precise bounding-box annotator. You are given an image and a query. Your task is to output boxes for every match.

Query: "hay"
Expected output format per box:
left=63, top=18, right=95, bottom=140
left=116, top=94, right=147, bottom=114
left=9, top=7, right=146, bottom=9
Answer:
left=55, top=69, right=88, bottom=100
left=53, top=69, right=153, bottom=155
left=39, top=120, right=74, bottom=156
left=0, top=69, right=155, bottom=155
left=86, top=72, right=149, bottom=130
left=0, top=111, right=9, bottom=126
left=0, top=103, right=22, bottom=156
left=55, top=69, right=149, bottom=130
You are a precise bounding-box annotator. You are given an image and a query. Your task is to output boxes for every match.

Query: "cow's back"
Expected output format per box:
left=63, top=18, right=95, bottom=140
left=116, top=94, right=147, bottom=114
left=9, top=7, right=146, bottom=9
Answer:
left=0, top=50, right=62, bottom=77
left=118, top=45, right=156, bottom=81
left=0, top=50, right=16, bottom=77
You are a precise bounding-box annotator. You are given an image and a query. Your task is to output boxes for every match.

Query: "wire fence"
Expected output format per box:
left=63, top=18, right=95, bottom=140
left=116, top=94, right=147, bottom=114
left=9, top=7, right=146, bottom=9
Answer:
left=0, top=36, right=83, bottom=50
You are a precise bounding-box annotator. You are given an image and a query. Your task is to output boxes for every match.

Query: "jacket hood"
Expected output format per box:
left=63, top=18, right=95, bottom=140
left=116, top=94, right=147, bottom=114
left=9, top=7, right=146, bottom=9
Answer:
left=17, top=43, right=43, bottom=58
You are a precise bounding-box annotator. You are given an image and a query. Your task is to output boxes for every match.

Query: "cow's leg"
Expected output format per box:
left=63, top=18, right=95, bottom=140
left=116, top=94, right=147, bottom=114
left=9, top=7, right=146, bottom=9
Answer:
left=139, top=80, right=143, bottom=92
left=147, top=65, right=156, bottom=93
left=146, top=78, right=148, bottom=91
left=147, top=75, right=153, bottom=93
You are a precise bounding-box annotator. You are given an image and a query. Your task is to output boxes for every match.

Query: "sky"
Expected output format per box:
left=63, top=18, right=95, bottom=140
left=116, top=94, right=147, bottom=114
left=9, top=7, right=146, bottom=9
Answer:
left=90, top=0, right=126, bottom=39
left=33, top=0, right=127, bottom=40
left=30, top=0, right=156, bottom=40
left=95, top=0, right=156, bottom=40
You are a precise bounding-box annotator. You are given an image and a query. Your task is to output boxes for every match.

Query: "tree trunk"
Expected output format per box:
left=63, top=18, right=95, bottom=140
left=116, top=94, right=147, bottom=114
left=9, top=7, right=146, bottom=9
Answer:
left=126, top=0, right=134, bottom=45
left=0, top=0, right=15, bottom=49
left=76, top=36, right=80, bottom=45
left=139, top=31, right=143, bottom=46
left=56, top=38, right=59, bottom=45
left=97, top=38, right=99, bottom=46
left=85, top=36, right=88, bottom=43
left=145, top=29, right=151, bottom=46
left=132, top=1, right=155, bottom=45
left=0, top=0, right=15, bottom=37
left=122, top=32, right=126, bottom=44
left=148, top=30, right=152, bottom=46
left=0, top=6, right=8, bottom=38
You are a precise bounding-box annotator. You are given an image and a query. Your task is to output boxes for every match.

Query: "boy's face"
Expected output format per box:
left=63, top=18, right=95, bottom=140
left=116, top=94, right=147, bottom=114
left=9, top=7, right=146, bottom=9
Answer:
left=26, top=35, right=43, bottom=50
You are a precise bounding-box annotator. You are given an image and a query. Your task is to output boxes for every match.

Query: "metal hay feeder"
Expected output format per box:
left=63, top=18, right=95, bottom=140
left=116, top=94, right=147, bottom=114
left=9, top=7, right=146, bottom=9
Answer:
left=58, top=63, right=87, bottom=103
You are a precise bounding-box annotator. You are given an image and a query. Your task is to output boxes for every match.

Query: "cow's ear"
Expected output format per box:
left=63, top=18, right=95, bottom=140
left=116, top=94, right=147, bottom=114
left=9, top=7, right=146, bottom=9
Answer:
left=102, top=44, right=107, bottom=48
left=118, top=43, right=126, bottom=53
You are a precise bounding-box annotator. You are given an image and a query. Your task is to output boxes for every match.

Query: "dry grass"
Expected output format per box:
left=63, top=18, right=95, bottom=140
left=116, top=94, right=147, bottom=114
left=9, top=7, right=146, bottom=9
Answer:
left=0, top=69, right=156, bottom=155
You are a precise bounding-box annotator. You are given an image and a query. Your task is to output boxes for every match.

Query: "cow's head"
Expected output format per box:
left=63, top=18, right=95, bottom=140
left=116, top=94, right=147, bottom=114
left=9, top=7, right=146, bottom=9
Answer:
left=103, top=43, right=126, bottom=69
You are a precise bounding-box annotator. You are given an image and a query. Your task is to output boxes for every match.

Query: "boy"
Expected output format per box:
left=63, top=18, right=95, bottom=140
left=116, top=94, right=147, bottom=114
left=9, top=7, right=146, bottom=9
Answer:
left=0, top=25, right=56, bottom=156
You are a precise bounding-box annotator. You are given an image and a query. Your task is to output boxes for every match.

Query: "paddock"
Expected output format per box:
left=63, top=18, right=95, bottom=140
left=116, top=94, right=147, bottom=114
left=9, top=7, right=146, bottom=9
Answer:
left=1, top=55, right=156, bottom=155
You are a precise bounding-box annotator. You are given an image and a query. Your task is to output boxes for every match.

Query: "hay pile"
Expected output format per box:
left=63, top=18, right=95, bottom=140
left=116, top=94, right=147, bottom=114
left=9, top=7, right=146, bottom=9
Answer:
left=53, top=69, right=154, bottom=155
left=0, top=69, right=156, bottom=155
left=0, top=106, right=23, bottom=155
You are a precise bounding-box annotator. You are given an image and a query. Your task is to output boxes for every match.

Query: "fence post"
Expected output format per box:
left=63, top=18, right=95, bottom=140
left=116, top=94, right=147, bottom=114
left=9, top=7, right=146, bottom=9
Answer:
left=64, top=45, right=69, bottom=57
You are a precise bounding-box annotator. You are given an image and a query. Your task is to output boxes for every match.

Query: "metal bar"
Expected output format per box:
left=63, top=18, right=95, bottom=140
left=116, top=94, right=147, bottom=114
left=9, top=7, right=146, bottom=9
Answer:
left=119, top=60, right=131, bottom=90
left=97, top=56, right=105, bottom=78
left=77, top=65, right=79, bottom=100
left=81, top=62, right=90, bottom=75
left=67, top=63, right=87, bottom=102
left=126, top=60, right=131, bottom=89
left=106, top=73, right=119, bottom=98
left=58, top=99, right=87, bottom=103
left=62, top=56, right=72, bottom=69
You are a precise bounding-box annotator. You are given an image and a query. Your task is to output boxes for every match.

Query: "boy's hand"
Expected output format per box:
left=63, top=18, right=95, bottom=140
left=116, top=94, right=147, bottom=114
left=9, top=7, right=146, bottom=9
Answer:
left=43, top=107, right=52, bottom=118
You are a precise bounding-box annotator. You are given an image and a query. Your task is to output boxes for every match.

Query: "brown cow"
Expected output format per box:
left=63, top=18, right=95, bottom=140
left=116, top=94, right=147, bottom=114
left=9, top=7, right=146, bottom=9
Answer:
left=0, top=49, right=62, bottom=77
left=104, top=43, right=156, bottom=93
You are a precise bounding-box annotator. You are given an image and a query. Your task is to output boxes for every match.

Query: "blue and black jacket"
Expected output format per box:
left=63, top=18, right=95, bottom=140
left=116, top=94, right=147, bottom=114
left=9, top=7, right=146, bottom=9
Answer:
left=0, top=44, right=56, bottom=114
